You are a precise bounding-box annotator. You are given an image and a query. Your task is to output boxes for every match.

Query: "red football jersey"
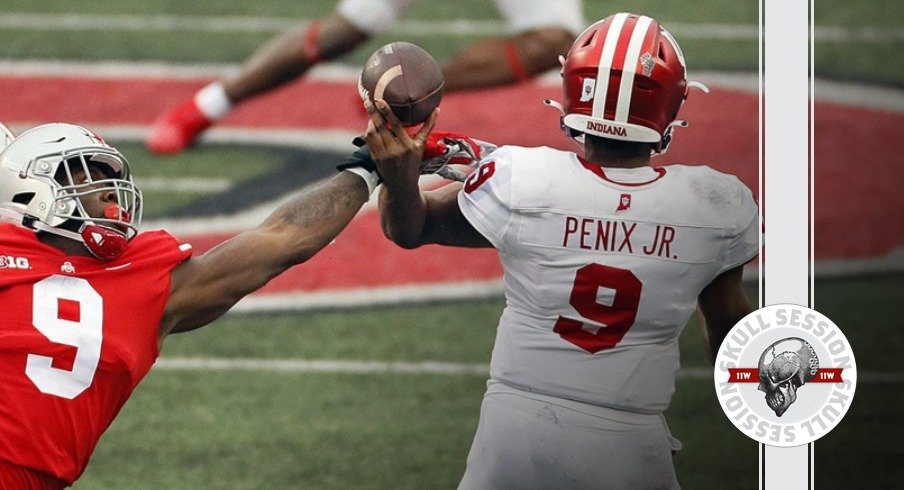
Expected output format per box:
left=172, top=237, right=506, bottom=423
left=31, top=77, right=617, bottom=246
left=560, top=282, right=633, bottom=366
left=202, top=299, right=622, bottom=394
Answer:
left=0, top=222, right=192, bottom=484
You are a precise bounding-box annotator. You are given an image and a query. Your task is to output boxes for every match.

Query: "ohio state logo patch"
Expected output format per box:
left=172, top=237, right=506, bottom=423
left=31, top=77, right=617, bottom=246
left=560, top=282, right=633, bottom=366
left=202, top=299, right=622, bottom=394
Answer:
left=713, top=304, right=856, bottom=447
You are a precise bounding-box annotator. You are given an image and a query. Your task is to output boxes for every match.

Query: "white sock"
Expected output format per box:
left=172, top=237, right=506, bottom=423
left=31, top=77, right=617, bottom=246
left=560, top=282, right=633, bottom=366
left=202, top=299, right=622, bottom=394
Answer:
left=193, top=82, right=232, bottom=120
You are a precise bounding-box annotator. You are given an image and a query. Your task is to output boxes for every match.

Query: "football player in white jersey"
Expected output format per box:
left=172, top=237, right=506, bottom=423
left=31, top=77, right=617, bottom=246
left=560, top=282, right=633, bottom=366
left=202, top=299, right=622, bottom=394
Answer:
left=146, top=0, right=584, bottom=155
left=364, top=12, right=758, bottom=489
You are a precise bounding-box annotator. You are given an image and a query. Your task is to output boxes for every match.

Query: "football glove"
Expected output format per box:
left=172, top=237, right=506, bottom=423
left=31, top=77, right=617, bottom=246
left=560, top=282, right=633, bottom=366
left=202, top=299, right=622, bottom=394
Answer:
left=421, top=131, right=498, bottom=182
left=337, top=142, right=377, bottom=173
left=342, top=132, right=498, bottom=182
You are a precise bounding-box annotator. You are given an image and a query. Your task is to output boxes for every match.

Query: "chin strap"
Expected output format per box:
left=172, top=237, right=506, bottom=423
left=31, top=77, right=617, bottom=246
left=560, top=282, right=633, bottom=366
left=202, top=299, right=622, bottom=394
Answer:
left=0, top=203, right=129, bottom=260
left=543, top=98, right=586, bottom=149
left=35, top=220, right=127, bottom=261
left=0, top=204, right=30, bottom=226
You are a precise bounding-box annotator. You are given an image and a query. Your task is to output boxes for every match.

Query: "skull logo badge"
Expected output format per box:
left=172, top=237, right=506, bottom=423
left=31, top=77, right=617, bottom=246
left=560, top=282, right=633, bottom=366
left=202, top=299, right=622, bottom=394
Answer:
left=757, top=337, right=819, bottom=417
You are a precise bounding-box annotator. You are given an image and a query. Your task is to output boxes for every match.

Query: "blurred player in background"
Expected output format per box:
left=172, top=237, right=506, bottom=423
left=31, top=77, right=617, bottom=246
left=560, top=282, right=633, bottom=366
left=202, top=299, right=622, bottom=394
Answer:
left=146, top=0, right=584, bottom=155
left=0, top=122, right=386, bottom=487
left=363, top=13, right=758, bottom=488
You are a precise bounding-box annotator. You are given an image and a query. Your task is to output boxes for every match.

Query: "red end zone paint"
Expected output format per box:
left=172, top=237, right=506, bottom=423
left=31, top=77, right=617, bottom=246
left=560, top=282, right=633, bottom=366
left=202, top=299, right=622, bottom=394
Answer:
left=2, top=75, right=901, bottom=264
left=181, top=210, right=502, bottom=293
left=0, top=75, right=756, bottom=170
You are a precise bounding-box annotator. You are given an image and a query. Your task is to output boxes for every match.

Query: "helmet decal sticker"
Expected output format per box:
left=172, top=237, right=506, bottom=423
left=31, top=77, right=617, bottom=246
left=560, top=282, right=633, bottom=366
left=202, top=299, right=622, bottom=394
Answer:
left=640, top=52, right=655, bottom=77
left=580, top=78, right=596, bottom=102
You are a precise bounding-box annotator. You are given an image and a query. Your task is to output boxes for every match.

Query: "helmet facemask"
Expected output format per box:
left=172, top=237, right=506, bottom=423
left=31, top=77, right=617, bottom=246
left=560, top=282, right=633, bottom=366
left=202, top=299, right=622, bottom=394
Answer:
left=46, top=150, right=143, bottom=260
left=51, top=150, right=141, bottom=235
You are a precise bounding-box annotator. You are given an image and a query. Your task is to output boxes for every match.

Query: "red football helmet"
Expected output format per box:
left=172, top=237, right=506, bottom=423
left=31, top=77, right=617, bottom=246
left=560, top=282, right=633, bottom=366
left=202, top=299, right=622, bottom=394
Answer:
left=546, top=13, right=708, bottom=154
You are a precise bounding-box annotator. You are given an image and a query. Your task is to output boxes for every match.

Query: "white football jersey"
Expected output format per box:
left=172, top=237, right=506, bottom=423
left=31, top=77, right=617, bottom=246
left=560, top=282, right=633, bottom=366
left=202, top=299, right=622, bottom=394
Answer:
left=458, top=145, right=758, bottom=414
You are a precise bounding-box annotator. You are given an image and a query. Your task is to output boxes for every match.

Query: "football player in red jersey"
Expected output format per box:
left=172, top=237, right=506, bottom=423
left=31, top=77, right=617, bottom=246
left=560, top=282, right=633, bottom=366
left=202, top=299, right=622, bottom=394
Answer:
left=0, top=122, right=392, bottom=488
left=146, top=0, right=585, bottom=155
left=364, top=13, right=758, bottom=488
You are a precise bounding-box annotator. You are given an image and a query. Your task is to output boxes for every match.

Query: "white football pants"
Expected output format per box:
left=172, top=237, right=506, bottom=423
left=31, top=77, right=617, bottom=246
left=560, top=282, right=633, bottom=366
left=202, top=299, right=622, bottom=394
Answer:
left=458, top=380, right=681, bottom=490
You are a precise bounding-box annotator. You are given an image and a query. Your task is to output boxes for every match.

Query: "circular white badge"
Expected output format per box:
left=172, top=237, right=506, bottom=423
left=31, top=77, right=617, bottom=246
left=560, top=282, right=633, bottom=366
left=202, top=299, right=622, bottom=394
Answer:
left=713, top=304, right=857, bottom=447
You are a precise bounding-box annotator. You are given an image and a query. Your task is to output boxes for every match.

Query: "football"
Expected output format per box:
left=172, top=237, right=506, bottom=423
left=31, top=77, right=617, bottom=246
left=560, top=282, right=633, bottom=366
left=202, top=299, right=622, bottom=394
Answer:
left=359, top=42, right=444, bottom=126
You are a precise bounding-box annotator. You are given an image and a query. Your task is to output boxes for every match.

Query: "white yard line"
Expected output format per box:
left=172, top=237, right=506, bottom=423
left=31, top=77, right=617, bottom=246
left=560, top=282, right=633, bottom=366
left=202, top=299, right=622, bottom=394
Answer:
left=0, top=59, right=353, bottom=80
left=2, top=59, right=901, bottom=112
left=0, top=13, right=302, bottom=33
left=229, top=279, right=506, bottom=312
left=153, top=357, right=901, bottom=383
left=0, top=123, right=362, bottom=154
left=1, top=13, right=901, bottom=43
left=1, top=123, right=362, bottom=158
left=217, top=259, right=904, bottom=310
left=4, top=120, right=898, bottom=279
left=137, top=177, right=232, bottom=193
left=155, top=358, right=490, bottom=375
left=2, top=61, right=900, bottom=278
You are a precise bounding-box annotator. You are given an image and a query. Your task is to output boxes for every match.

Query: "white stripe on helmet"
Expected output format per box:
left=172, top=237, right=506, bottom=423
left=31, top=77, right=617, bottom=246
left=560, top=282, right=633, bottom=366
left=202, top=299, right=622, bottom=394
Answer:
left=591, top=12, right=628, bottom=118
left=614, top=15, right=655, bottom=123
left=660, top=27, right=687, bottom=69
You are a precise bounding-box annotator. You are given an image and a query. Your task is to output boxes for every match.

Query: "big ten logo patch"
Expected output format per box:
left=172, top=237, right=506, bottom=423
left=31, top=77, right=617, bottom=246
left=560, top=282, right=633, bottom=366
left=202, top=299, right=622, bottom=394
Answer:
left=0, top=255, right=31, bottom=269
left=713, top=304, right=856, bottom=447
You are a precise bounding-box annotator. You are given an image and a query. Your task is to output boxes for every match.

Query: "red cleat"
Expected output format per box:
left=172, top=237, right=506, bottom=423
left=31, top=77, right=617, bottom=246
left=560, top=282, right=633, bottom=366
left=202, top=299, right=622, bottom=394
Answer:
left=146, top=98, right=214, bottom=155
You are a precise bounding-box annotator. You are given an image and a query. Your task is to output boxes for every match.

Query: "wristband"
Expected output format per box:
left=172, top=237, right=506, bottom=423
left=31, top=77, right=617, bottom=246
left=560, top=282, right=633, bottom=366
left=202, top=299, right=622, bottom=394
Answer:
left=343, top=167, right=380, bottom=195
left=337, top=144, right=376, bottom=172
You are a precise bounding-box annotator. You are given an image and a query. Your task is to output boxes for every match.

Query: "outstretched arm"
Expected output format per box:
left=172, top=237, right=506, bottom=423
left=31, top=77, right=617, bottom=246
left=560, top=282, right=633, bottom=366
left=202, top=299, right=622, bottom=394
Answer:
left=697, top=266, right=753, bottom=364
left=159, top=170, right=370, bottom=337
left=366, top=100, right=490, bottom=249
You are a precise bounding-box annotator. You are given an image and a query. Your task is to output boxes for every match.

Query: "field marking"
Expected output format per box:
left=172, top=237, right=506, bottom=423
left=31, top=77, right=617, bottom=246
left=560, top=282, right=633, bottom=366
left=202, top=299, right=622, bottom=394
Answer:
left=156, top=358, right=490, bottom=375
left=2, top=64, right=900, bottom=280
left=1, top=13, right=901, bottom=43
left=137, top=177, right=232, bottom=193
left=229, top=279, right=505, bottom=312
left=154, top=357, right=903, bottom=383
left=3, top=120, right=897, bottom=280
left=2, top=59, right=901, bottom=113
left=0, top=122, right=362, bottom=154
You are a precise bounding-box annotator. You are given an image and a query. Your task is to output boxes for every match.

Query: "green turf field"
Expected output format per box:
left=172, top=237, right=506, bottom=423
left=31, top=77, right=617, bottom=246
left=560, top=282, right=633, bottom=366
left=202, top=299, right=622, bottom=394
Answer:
left=2, top=1, right=901, bottom=488
left=73, top=277, right=902, bottom=489
left=1, top=1, right=902, bottom=85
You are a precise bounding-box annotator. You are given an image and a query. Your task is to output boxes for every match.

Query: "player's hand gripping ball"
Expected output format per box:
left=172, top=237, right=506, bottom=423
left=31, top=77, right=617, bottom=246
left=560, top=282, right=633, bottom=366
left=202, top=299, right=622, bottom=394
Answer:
left=359, top=42, right=444, bottom=126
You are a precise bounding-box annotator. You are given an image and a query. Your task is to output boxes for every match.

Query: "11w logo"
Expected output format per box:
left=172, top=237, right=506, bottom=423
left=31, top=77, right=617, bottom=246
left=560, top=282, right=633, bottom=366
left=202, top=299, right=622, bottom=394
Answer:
left=0, top=255, right=31, bottom=269
left=714, top=305, right=857, bottom=447
left=727, top=364, right=844, bottom=384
